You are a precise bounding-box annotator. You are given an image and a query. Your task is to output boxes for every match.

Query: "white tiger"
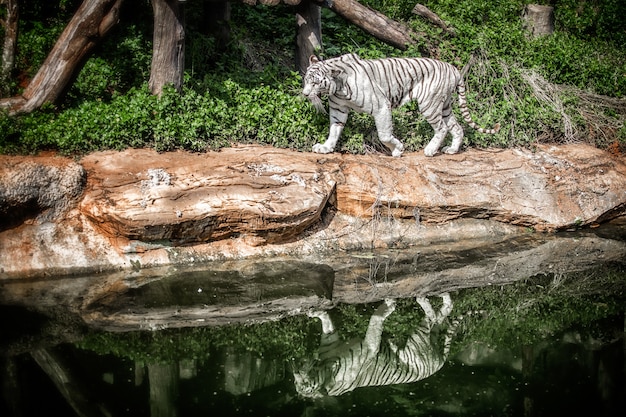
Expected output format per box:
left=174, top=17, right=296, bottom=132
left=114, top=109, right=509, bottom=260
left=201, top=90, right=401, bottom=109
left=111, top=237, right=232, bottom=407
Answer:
left=293, top=294, right=454, bottom=398
left=302, top=54, right=500, bottom=157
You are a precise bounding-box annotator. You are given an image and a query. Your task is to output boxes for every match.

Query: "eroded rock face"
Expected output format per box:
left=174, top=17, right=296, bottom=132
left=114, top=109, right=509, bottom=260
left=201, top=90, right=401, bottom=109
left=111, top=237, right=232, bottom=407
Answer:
left=336, top=145, right=626, bottom=230
left=79, top=148, right=337, bottom=245
left=0, top=154, right=86, bottom=230
left=0, top=144, right=625, bottom=278
left=78, top=144, right=626, bottom=246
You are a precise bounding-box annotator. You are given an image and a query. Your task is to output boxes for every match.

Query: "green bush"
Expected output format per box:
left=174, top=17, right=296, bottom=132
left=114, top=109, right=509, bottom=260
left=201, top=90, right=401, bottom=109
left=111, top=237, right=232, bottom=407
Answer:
left=67, top=24, right=152, bottom=104
left=1, top=0, right=625, bottom=155
left=2, top=69, right=329, bottom=155
left=79, top=314, right=319, bottom=362
left=555, top=0, right=626, bottom=44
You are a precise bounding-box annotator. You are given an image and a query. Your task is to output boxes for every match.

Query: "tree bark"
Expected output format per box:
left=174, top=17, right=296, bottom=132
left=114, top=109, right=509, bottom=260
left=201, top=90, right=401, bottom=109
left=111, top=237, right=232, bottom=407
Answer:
left=1, top=0, right=19, bottom=96
left=0, top=0, right=123, bottom=115
left=522, top=4, right=554, bottom=37
left=149, top=0, right=185, bottom=96
left=313, top=0, right=414, bottom=50
left=295, top=1, right=322, bottom=75
left=412, top=3, right=455, bottom=35
left=148, top=362, right=180, bottom=417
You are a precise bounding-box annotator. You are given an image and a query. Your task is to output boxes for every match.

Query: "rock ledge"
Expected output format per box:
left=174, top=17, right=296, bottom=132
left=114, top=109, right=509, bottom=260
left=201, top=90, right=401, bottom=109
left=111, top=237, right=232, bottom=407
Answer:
left=1, top=144, right=625, bottom=278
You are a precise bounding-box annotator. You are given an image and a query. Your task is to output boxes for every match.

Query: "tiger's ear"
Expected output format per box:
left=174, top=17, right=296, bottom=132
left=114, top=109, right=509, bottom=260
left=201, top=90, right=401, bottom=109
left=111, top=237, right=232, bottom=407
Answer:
left=309, top=55, right=320, bottom=65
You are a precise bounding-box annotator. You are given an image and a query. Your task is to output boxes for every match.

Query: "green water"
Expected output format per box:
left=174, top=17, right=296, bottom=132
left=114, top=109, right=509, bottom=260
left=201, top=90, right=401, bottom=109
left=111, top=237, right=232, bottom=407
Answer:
left=1, top=226, right=625, bottom=416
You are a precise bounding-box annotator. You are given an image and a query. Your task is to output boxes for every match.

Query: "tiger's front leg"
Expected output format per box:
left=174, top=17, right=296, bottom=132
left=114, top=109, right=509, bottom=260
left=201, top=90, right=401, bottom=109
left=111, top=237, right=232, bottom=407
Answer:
left=364, top=298, right=396, bottom=354
left=313, top=106, right=349, bottom=154
left=373, top=108, right=404, bottom=157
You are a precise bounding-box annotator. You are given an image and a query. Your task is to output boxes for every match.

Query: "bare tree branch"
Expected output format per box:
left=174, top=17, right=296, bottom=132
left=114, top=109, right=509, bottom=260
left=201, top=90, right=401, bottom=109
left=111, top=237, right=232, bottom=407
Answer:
left=412, top=3, right=455, bottom=35
left=313, top=0, right=415, bottom=50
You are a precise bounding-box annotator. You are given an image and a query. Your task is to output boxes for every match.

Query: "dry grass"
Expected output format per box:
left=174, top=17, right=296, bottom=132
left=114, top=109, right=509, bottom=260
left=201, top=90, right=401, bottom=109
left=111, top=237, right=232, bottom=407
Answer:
left=466, top=51, right=626, bottom=153
left=521, top=67, right=626, bottom=149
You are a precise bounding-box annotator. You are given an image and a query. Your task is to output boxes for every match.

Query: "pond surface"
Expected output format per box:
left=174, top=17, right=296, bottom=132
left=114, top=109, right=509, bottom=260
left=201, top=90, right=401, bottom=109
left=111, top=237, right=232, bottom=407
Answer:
left=1, top=222, right=625, bottom=417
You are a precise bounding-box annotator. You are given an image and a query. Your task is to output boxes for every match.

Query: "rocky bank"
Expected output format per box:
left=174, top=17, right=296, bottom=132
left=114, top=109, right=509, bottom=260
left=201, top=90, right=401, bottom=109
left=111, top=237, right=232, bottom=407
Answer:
left=1, top=144, right=625, bottom=279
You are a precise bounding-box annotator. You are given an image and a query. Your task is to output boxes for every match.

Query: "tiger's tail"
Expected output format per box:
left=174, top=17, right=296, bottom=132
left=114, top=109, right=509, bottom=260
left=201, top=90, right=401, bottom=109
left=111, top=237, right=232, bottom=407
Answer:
left=457, top=79, right=500, bottom=134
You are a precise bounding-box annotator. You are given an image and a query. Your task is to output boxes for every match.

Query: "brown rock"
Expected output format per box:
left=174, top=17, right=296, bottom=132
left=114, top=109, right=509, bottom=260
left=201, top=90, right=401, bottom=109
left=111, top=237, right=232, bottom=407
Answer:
left=79, top=147, right=337, bottom=245
left=78, top=144, right=626, bottom=248
left=1, top=144, right=625, bottom=278
left=336, top=145, right=626, bottom=231
left=0, top=153, right=85, bottom=230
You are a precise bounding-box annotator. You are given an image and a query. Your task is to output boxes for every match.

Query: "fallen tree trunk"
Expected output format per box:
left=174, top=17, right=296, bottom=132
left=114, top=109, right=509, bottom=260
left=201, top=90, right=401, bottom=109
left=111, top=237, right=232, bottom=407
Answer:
left=0, top=0, right=124, bottom=115
left=241, top=0, right=414, bottom=50
left=313, top=0, right=414, bottom=50
left=412, top=3, right=455, bottom=35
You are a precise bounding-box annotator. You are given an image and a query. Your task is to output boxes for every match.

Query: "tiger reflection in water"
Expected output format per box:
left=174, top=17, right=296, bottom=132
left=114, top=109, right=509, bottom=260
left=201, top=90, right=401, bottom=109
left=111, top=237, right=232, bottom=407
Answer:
left=294, top=294, right=454, bottom=398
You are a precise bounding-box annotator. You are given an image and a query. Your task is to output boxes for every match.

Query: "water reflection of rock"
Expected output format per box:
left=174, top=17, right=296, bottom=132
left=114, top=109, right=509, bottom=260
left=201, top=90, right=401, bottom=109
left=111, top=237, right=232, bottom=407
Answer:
left=331, top=229, right=626, bottom=304
left=0, top=226, right=624, bottom=333
left=1, top=283, right=623, bottom=416
left=294, top=294, right=454, bottom=397
left=83, top=228, right=626, bottom=331
left=81, top=261, right=335, bottom=331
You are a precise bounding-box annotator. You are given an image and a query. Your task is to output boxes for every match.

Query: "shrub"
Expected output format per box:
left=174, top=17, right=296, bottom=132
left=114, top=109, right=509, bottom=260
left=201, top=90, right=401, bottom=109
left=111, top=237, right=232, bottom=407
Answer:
left=1, top=0, right=624, bottom=155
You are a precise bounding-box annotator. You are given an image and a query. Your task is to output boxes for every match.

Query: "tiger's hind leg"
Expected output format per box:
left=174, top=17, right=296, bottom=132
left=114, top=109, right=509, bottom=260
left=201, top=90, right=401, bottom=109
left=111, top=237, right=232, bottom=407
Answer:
left=416, top=293, right=453, bottom=327
left=424, top=108, right=448, bottom=156
left=441, top=113, right=464, bottom=155
left=423, top=122, right=448, bottom=157
left=423, top=98, right=453, bottom=157
left=438, top=293, right=453, bottom=320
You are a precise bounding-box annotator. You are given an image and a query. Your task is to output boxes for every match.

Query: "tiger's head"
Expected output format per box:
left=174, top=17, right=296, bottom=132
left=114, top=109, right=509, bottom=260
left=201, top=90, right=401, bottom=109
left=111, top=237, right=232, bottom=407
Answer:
left=293, top=367, right=325, bottom=398
left=302, top=56, right=339, bottom=114
left=292, top=356, right=341, bottom=398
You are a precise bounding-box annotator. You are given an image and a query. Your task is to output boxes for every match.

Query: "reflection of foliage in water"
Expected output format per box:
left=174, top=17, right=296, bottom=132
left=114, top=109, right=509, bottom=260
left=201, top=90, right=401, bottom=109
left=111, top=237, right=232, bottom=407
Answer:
left=78, top=264, right=625, bottom=363
left=78, top=315, right=319, bottom=363
left=448, top=263, right=626, bottom=354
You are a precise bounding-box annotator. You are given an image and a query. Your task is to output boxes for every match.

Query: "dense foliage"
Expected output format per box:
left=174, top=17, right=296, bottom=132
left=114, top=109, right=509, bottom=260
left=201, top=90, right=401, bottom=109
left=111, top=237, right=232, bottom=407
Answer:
left=1, top=0, right=625, bottom=155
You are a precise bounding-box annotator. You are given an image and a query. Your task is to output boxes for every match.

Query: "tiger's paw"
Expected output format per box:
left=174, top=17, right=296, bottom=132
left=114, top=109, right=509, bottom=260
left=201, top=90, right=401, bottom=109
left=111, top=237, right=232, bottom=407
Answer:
left=307, top=310, right=329, bottom=320
left=312, top=143, right=333, bottom=154
left=423, top=145, right=438, bottom=157
left=375, top=298, right=396, bottom=319
left=442, top=146, right=459, bottom=155
left=391, top=145, right=404, bottom=158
